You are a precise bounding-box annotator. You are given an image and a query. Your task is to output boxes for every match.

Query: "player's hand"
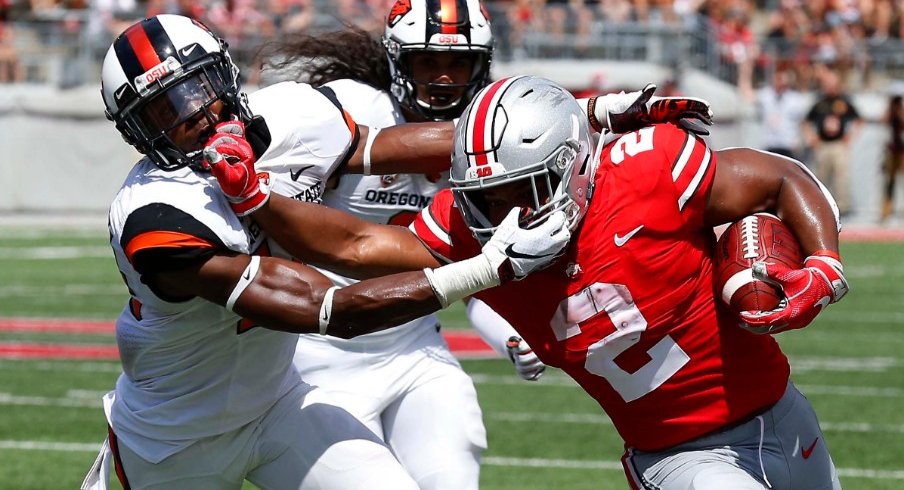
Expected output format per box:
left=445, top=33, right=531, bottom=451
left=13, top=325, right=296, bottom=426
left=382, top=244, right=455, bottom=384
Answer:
left=739, top=253, right=848, bottom=334
left=590, top=83, right=713, bottom=135
left=506, top=336, right=546, bottom=381
left=202, top=121, right=269, bottom=216
left=482, top=209, right=570, bottom=282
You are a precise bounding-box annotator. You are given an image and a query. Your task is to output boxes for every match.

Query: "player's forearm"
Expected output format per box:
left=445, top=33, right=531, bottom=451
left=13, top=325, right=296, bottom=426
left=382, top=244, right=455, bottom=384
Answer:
left=326, top=272, right=442, bottom=338
left=345, top=121, right=454, bottom=175
left=233, top=256, right=502, bottom=338
left=323, top=224, right=441, bottom=279
left=231, top=264, right=438, bottom=336
left=250, top=194, right=436, bottom=276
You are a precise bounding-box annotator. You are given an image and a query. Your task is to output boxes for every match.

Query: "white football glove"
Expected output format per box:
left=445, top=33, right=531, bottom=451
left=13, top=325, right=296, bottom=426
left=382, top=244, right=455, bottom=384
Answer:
left=506, top=336, right=546, bottom=381
left=481, top=208, right=571, bottom=282
left=588, top=83, right=714, bottom=135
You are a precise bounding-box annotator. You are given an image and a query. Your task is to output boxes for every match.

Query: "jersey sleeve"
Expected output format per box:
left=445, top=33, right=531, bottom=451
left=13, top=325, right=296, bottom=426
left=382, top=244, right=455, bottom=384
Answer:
left=408, top=189, right=481, bottom=263
left=120, top=203, right=225, bottom=275
left=249, top=82, right=360, bottom=181
left=658, top=124, right=716, bottom=228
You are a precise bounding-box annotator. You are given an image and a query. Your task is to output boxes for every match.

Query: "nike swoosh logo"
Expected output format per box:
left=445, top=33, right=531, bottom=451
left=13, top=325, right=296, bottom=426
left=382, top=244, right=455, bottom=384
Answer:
left=114, top=85, right=128, bottom=100
left=181, top=44, right=198, bottom=57
left=504, top=243, right=559, bottom=260
left=802, top=437, right=819, bottom=459
left=242, top=268, right=252, bottom=281
left=614, top=225, right=644, bottom=247
left=290, top=165, right=317, bottom=181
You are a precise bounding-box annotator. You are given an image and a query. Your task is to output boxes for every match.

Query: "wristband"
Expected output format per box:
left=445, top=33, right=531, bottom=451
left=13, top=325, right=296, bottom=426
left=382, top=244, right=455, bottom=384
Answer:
left=362, top=127, right=381, bottom=176
left=318, top=286, right=339, bottom=335
left=226, top=256, right=261, bottom=311
left=584, top=97, right=604, bottom=133
left=423, top=254, right=501, bottom=309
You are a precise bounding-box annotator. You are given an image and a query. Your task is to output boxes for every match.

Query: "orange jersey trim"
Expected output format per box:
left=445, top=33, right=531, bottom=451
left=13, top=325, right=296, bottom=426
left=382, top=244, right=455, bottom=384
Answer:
left=124, top=230, right=216, bottom=263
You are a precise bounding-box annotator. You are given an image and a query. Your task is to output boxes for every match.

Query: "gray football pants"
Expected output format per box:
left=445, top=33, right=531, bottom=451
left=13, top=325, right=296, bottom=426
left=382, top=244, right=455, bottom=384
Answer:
left=622, top=382, right=841, bottom=489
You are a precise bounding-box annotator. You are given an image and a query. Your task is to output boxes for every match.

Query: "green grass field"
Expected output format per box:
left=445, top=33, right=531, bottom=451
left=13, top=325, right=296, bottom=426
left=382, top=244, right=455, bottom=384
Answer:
left=0, top=228, right=902, bottom=489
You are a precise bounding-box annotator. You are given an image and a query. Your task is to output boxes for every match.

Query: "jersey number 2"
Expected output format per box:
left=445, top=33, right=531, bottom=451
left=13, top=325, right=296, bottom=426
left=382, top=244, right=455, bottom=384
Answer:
left=609, top=127, right=655, bottom=165
left=550, top=282, right=689, bottom=402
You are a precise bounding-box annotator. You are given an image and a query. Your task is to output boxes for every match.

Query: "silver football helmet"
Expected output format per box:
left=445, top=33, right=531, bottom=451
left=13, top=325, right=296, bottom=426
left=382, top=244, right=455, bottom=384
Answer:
left=383, top=0, right=493, bottom=121
left=101, top=15, right=249, bottom=171
left=451, top=76, right=595, bottom=244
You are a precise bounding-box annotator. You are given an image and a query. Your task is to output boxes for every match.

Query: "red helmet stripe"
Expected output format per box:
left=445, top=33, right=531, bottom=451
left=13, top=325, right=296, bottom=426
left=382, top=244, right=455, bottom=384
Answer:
left=469, top=78, right=507, bottom=165
left=440, top=0, right=458, bottom=34
left=125, top=24, right=162, bottom=71
left=467, top=77, right=526, bottom=167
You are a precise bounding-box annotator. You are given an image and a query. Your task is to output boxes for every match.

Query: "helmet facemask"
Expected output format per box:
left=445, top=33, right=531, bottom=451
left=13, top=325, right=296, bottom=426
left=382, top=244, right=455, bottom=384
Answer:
left=387, top=48, right=491, bottom=121
left=383, top=0, right=494, bottom=122
left=101, top=15, right=249, bottom=171
left=450, top=76, right=595, bottom=245
left=452, top=138, right=587, bottom=244
left=116, top=54, right=241, bottom=171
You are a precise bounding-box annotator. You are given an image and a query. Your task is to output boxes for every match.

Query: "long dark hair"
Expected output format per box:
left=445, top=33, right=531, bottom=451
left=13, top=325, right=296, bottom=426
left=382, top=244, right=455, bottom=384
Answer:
left=260, top=26, right=391, bottom=91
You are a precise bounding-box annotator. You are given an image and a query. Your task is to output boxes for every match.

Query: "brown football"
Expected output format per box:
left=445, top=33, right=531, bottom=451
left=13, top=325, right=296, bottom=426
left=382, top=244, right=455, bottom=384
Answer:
left=714, top=213, right=803, bottom=313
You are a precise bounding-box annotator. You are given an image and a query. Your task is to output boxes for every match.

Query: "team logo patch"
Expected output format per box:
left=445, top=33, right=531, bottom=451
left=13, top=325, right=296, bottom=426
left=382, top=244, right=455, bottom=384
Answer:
left=387, top=0, right=412, bottom=26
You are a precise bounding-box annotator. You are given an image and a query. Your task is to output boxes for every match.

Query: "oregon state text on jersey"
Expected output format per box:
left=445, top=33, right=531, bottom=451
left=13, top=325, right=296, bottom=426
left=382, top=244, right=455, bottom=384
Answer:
left=320, top=79, right=448, bottom=228
left=410, top=124, right=791, bottom=451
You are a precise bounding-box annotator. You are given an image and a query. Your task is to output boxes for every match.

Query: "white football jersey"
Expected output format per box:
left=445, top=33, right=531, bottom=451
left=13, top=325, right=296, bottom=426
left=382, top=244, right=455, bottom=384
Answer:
left=320, top=79, right=450, bottom=229
left=106, top=81, right=358, bottom=464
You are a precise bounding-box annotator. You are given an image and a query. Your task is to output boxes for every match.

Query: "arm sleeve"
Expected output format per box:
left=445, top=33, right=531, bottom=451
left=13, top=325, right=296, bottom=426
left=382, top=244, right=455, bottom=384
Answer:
left=466, top=298, right=520, bottom=358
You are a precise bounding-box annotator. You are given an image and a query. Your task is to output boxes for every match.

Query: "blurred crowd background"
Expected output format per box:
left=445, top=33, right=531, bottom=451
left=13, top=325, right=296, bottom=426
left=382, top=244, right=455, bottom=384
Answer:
left=0, top=0, right=902, bottom=223
left=2, top=0, right=903, bottom=91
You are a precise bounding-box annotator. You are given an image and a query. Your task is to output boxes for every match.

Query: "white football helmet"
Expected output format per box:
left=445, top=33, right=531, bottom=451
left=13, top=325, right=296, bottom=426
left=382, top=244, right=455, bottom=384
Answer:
left=382, top=0, right=493, bottom=121
left=101, top=15, right=249, bottom=170
left=451, top=76, right=595, bottom=244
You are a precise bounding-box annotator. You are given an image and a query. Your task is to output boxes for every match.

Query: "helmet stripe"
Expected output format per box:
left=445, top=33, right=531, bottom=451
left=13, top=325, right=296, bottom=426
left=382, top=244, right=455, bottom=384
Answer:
left=143, top=17, right=177, bottom=64
left=439, top=0, right=458, bottom=34
left=466, top=76, right=522, bottom=167
left=124, top=23, right=162, bottom=72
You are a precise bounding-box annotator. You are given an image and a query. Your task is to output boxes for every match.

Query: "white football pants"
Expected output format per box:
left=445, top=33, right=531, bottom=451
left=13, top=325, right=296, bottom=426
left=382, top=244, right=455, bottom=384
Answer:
left=108, top=383, right=418, bottom=489
left=294, top=323, right=487, bottom=490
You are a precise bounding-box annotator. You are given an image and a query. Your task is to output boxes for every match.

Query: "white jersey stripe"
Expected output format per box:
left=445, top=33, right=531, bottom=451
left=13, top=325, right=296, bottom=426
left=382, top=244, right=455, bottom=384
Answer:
left=418, top=208, right=452, bottom=247
left=671, top=134, right=696, bottom=181
left=677, top=147, right=711, bottom=211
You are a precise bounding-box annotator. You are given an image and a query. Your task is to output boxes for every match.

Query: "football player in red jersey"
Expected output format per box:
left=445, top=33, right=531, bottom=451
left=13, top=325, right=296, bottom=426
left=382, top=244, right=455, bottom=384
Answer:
left=218, top=76, right=847, bottom=489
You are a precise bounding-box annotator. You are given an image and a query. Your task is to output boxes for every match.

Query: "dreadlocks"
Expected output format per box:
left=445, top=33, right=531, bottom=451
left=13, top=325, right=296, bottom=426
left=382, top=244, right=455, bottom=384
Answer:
left=261, top=26, right=391, bottom=91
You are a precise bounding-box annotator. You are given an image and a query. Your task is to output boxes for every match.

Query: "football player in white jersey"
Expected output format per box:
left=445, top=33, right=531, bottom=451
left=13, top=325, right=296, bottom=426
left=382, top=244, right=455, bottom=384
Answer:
left=85, top=14, right=572, bottom=490
left=258, top=1, right=715, bottom=487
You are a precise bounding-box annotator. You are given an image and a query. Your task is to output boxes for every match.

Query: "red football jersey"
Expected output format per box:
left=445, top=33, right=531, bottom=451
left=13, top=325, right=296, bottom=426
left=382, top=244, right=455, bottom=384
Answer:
left=411, top=124, right=790, bottom=451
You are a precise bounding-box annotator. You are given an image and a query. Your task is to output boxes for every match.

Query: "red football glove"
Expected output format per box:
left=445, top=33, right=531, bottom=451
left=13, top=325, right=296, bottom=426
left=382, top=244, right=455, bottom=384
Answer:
left=588, top=83, right=714, bottom=135
left=739, top=252, right=848, bottom=334
left=202, top=121, right=269, bottom=216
